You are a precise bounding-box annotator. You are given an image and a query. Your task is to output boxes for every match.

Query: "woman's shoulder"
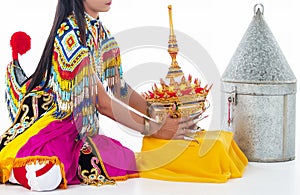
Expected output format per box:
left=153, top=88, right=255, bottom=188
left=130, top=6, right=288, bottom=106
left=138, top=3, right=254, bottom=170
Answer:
left=55, top=15, right=81, bottom=42
left=100, top=22, right=112, bottom=39
left=53, top=15, right=88, bottom=66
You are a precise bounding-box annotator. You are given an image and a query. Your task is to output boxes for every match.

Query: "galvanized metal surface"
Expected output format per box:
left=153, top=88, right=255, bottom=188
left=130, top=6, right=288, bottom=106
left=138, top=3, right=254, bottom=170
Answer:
left=222, top=83, right=296, bottom=162
left=221, top=4, right=297, bottom=162
left=222, top=5, right=296, bottom=83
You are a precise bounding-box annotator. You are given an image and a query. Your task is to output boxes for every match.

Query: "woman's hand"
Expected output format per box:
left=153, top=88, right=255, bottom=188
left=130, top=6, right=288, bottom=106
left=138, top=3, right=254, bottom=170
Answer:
left=148, top=112, right=202, bottom=140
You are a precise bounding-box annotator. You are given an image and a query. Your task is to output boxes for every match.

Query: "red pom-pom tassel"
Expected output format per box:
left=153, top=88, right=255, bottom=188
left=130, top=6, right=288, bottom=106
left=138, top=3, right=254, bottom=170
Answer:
left=10, top=31, right=31, bottom=60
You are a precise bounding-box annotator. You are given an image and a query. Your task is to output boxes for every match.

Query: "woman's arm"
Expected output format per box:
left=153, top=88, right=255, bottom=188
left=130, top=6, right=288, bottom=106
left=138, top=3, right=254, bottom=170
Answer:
left=94, top=78, right=199, bottom=139
left=111, top=80, right=148, bottom=116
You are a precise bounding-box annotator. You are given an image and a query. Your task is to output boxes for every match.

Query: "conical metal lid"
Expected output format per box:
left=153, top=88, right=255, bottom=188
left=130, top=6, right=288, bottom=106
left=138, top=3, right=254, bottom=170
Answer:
left=222, top=4, right=296, bottom=84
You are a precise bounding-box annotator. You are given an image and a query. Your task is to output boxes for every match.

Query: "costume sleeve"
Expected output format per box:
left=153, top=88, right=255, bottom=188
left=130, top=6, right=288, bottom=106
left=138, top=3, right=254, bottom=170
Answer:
left=51, top=23, right=92, bottom=120
left=99, top=24, right=128, bottom=99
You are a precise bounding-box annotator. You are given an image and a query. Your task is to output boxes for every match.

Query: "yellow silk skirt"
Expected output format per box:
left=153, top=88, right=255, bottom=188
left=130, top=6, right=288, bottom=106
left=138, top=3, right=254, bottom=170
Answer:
left=136, top=130, right=248, bottom=183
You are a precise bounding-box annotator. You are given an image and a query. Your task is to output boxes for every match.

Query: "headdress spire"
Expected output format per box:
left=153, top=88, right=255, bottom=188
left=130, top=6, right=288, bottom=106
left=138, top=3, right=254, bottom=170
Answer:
left=166, top=5, right=184, bottom=79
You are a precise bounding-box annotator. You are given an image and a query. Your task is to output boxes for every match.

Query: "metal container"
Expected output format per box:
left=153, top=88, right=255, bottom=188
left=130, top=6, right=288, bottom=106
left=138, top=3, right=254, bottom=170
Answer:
left=221, top=4, right=297, bottom=162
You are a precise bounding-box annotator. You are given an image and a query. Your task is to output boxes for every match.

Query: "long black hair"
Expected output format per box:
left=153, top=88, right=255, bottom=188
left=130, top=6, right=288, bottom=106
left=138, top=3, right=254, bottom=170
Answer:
left=27, top=0, right=87, bottom=93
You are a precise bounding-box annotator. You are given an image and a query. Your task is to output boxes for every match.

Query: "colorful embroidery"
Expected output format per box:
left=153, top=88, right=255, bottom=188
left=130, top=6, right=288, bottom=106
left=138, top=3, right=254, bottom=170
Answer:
left=5, top=59, right=50, bottom=123
left=5, top=61, right=29, bottom=122
left=77, top=138, right=115, bottom=186
left=2, top=12, right=131, bottom=188
left=51, top=13, right=128, bottom=137
left=54, top=31, right=88, bottom=78
left=0, top=92, right=54, bottom=151
left=57, top=22, right=70, bottom=37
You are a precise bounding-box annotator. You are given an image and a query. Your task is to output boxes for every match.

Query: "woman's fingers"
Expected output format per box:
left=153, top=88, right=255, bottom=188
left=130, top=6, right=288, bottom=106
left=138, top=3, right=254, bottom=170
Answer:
left=151, top=111, right=207, bottom=140
left=178, top=118, right=201, bottom=130
left=180, top=111, right=209, bottom=123
left=179, top=112, right=201, bottom=123
left=179, top=115, right=208, bottom=128
left=174, top=127, right=201, bottom=138
left=172, top=129, right=201, bottom=143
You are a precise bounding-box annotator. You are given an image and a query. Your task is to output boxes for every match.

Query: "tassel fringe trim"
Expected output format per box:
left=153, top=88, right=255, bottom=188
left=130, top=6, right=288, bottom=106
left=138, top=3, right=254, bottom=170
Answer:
left=0, top=156, right=67, bottom=189
left=110, top=173, right=140, bottom=181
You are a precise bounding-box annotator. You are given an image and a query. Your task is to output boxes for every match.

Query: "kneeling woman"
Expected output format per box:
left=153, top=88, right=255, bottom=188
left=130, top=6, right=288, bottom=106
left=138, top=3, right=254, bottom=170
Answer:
left=0, top=0, right=198, bottom=191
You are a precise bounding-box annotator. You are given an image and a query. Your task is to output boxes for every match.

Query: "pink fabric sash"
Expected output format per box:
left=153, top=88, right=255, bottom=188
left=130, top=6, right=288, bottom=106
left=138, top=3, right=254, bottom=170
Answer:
left=16, top=117, right=83, bottom=185
left=15, top=116, right=138, bottom=185
left=92, top=134, right=138, bottom=177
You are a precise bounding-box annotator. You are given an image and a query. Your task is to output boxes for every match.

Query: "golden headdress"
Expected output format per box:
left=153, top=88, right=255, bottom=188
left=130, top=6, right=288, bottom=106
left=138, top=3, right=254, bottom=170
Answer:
left=142, top=5, right=212, bottom=122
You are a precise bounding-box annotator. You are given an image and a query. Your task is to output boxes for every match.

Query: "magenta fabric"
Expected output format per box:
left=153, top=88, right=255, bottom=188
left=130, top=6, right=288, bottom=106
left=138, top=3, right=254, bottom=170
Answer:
left=15, top=116, right=138, bottom=185
left=92, top=134, right=138, bottom=177
left=16, top=117, right=83, bottom=185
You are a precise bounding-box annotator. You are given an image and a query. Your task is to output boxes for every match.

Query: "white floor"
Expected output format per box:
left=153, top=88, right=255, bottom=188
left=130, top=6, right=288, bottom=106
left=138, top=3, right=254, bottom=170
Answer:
left=0, top=153, right=299, bottom=195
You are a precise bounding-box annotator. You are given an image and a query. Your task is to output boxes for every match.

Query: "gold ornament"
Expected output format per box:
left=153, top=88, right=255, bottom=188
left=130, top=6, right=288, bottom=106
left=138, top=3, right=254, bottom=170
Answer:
left=143, top=5, right=212, bottom=122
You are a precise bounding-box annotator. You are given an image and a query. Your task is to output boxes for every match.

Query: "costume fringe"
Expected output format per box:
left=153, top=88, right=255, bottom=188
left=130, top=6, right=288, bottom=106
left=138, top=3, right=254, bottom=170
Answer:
left=0, top=158, right=14, bottom=183
left=11, top=156, right=67, bottom=189
left=111, top=173, right=140, bottom=181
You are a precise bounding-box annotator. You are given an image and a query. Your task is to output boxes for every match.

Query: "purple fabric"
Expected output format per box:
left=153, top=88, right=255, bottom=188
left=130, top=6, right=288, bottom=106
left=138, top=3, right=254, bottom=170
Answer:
left=92, top=134, right=138, bottom=177
left=15, top=116, right=138, bottom=185
left=16, top=117, right=83, bottom=185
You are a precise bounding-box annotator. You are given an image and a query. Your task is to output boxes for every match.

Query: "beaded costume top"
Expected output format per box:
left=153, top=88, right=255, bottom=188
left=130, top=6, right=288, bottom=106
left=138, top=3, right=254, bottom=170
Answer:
left=50, top=13, right=125, bottom=137
left=5, top=13, right=125, bottom=138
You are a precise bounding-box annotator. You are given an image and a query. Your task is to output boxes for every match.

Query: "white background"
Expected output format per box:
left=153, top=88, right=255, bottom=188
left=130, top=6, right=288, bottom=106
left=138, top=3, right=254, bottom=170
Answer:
left=0, top=0, right=299, bottom=194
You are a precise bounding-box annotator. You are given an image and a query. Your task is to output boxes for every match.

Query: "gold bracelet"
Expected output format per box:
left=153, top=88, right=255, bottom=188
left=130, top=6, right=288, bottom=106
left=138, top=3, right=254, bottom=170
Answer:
left=142, top=116, right=150, bottom=136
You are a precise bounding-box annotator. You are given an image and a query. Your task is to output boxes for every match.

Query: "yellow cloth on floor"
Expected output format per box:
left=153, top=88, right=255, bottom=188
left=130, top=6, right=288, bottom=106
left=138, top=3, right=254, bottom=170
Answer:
left=136, top=130, right=248, bottom=183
